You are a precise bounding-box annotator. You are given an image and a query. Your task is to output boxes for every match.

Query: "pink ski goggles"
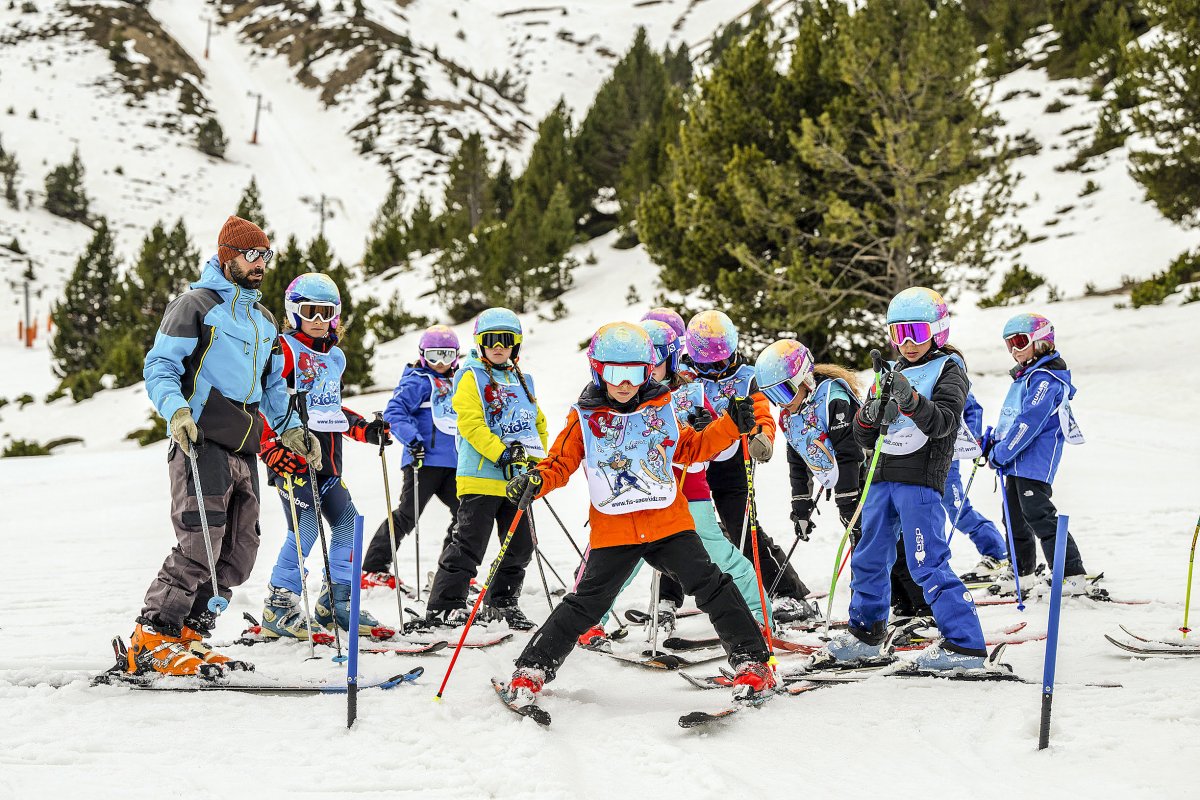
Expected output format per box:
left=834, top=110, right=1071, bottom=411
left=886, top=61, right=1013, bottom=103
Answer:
left=592, top=361, right=651, bottom=387
left=888, top=319, right=946, bottom=347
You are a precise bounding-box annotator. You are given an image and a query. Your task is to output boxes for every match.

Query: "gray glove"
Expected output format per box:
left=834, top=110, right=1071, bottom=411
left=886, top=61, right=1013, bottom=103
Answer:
left=170, top=408, right=200, bottom=455
left=280, top=427, right=323, bottom=472
left=748, top=431, right=774, bottom=462
left=889, top=371, right=919, bottom=414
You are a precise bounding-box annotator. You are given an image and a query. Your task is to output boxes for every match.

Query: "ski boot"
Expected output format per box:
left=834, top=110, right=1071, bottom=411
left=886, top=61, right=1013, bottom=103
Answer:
left=260, top=584, right=321, bottom=639
left=652, top=599, right=677, bottom=635
left=482, top=602, right=536, bottom=631
left=361, top=570, right=417, bottom=598
left=493, top=665, right=552, bottom=724
left=407, top=607, right=475, bottom=633
left=577, top=624, right=610, bottom=650
left=127, top=622, right=224, bottom=678
left=959, top=555, right=1012, bottom=585
left=804, top=623, right=896, bottom=672
left=315, top=582, right=395, bottom=637
left=772, top=596, right=821, bottom=625
left=909, top=639, right=986, bottom=672
left=731, top=659, right=777, bottom=705
left=182, top=612, right=253, bottom=672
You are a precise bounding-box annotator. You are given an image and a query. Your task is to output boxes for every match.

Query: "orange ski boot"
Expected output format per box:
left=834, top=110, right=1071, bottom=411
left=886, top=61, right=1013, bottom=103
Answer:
left=181, top=624, right=254, bottom=672
left=127, top=622, right=225, bottom=678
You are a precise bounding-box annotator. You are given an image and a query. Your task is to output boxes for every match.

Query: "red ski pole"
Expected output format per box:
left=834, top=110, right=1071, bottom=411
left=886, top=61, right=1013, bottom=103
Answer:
left=740, top=433, right=774, bottom=655
left=435, top=481, right=537, bottom=700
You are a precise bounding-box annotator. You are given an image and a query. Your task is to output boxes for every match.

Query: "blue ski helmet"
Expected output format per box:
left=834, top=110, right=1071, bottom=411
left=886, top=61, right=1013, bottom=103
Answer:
left=588, top=322, right=655, bottom=388
left=285, top=273, right=342, bottom=332
left=1002, top=313, right=1054, bottom=351
left=638, top=319, right=681, bottom=373
left=755, top=340, right=814, bottom=394
left=886, top=287, right=950, bottom=348
left=641, top=307, right=686, bottom=338
left=474, top=307, right=523, bottom=359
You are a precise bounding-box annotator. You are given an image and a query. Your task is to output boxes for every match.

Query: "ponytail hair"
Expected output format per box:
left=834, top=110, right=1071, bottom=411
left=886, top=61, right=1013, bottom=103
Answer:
left=813, top=364, right=864, bottom=400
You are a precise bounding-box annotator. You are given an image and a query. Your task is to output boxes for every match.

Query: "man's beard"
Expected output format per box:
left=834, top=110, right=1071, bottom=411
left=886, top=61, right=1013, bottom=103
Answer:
left=228, top=260, right=264, bottom=289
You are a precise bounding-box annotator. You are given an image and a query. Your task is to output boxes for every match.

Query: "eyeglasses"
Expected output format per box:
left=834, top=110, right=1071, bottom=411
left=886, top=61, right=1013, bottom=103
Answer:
left=478, top=331, right=518, bottom=349
left=887, top=319, right=947, bottom=347
left=297, top=303, right=338, bottom=323
left=761, top=378, right=802, bottom=408
left=222, top=245, right=275, bottom=265
left=423, top=348, right=458, bottom=366
left=693, top=355, right=735, bottom=377
left=595, top=362, right=651, bottom=387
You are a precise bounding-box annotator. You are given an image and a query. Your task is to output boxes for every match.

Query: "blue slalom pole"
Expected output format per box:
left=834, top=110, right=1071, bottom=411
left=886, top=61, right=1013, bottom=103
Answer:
left=1039, top=513, right=1071, bottom=751
left=348, top=514, right=364, bottom=729
left=998, top=471, right=1025, bottom=612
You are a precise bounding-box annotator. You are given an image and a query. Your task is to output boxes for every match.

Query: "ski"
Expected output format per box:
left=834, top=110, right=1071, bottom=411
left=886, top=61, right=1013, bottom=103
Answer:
left=94, top=665, right=424, bottom=694
left=678, top=683, right=821, bottom=729
left=357, top=640, right=449, bottom=656
left=624, top=608, right=702, bottom=625
left=491, top=678, right=551, bottom=726
left=892, top=621, right=1042, bottom=651
left=405, top=632, right=514, bottom=650
left=1116, top=625, right=1198, bottom=648
left=1104, top=635, right=1200, bottom=657
left=662, top=635, right=719, bottom=652
left=584, top=642, right=726, bottom=670
left=231, top=613, right=398, bottom=646
left=975, top=595, right=1149, bottom=606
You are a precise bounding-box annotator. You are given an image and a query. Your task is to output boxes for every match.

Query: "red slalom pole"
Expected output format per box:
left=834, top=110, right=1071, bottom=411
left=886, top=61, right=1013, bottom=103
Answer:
left=435, top=482, right=536, bottom=700
left=741, top=434, right=774, bottom=654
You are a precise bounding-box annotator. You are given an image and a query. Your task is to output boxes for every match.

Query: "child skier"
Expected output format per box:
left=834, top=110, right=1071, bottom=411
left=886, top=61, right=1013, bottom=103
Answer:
left=500, top=322, right=773, bottom=708
left=685, top=310, right=818, bottom=623
left=818, top=287, right=987, bottom=671
left=576, top=320, right=770, bottom=648
left=258, top=273, right=392, bottom=639
left=421, top=308, right=547, bottom=630
left=986, top=313, right=1090, bottom=594
left=754, top=338, right=866, bottom=559
left=361, top=325, right=462, bottom=592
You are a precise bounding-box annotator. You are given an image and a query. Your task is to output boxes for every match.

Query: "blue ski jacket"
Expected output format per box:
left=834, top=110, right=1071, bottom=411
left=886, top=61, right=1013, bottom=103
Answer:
left=989, top=353, right=1077, bottom=484
left=383, top=364, right=459, bottom=469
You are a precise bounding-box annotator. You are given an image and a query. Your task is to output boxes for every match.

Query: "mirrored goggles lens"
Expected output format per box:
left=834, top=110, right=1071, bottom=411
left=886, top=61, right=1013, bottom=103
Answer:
left=479, top=331, right=517, bottom=349
left=888, top=322, right=934, bottom=347
left=762, top=379, right=801, bottom=407
left=298, top=303, right=337, bottom=323
left=243, top=247, right=274, bottom=264
left=599, top=363, right=650, bottom=387
left=423, top=348, right=458, bottom=366
left=693, top=356, right=734, bottom=376
left=1004, top=332, right=1032, bottom=351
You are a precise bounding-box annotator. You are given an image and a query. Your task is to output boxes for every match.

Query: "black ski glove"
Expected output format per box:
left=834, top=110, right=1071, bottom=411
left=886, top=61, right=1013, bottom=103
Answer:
left=407, top=441, right=427, bottom=464
left=859, top=396, right=898, bottom=428
left=363, top=417, right=391, bottom=446
left=262, top=442, right=304, bottom=480
left=505, top=470, right=543, bottom=508
left=790, top=513, right=813, bottom=542
left=688, top=407, right=714, bottom=432
left=497, top=442, right=528, bottom=480
left=888, top=371, right=919, bottom=414
left=728, top=396, right=757, bottom=434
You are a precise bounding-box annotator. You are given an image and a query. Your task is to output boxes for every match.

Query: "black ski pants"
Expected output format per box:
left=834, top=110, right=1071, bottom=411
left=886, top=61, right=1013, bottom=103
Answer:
left=707, top=456, right=809, bottom=601
left=362, top=465, right=459, bottom=574
left=426, top=493, right=533, bottom=611
left=1005, top=475, right=1086, bottom=577
left=516, top=530, right=769, bottom=680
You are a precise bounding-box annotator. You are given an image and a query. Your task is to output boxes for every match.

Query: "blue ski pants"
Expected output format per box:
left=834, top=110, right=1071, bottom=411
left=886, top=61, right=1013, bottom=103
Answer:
left=943, top=460, right=1006, bottom=559
left=270, top=472, right=358, bottom=593
left=852, top=482, right=985, bottom=653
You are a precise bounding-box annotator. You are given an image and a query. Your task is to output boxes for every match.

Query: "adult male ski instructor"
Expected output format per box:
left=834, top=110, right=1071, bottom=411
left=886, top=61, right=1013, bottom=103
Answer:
left=131, top=215, right=322, bottom=678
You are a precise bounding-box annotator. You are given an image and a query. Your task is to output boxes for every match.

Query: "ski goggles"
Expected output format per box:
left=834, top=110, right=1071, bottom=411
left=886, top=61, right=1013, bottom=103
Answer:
left=887, top=319, right=946, bottom=347
left=652, top=340, right=680, bottom=367
left=222, top=245, right=275, bottom=265
left=1004, top=327, right=1052, bottom=352
left=422, top=347, right=458, bottom=366
left=593, top=361, right=651, bottom=387
left=296, top=303, right=339, bottom=323
left=692, top=355, right=736, bottom=377
left=761, top=378, right=802, bottom=408
left=477, top=331, right=520, bottom=349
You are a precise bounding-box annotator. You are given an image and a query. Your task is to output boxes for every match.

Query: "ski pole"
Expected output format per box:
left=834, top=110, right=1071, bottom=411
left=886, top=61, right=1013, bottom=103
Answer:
left=527, top=506, right=555, bottom=612
left=348, top=514, right=365, bottom=729
left=1182, top=513, right=1200, bottom=637
left=541, top=498, right=585, bottom=560
left=535, top=545, right=569, bottom=591
left=435, top=480, right=537, bottom=700
left=185, top=436, right=228, bottom=616
left=741, top=433, right=774, bottom=655
left=768, top=486, right=822, bottom=597
left=649, top=570, right=662, bottom=655
left=412, top=454, right=423, bottom=598
left=296, top=392, right=346, bottom=662
left=998, top=470, right=1025, bottom=612
left=1039, top=513, right=1071, bottom=750
left=284, top=473, right=318, bottom=659
left=737, top=458, right=756, bottom=555
left=947, top=425, right=992, bottom=545
left=375, top=413, right=406, bottom=627
left=825, top=349, right=889, bottom=636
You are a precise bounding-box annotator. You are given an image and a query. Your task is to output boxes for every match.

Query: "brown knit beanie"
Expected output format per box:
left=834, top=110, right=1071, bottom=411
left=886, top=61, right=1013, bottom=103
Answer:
left=217, top=215, right=270, bottom=264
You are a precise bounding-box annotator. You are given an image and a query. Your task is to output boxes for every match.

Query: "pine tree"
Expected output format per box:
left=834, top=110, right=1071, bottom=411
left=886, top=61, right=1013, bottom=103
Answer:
left=516, top=100, right=584, bottom=214
left=405, top=67, right=429, bottom=112
left=196, top=116, right=228, bottom=158
left=491, top=158, right=515, bottom=221
left=44, top=148, right=90, bottom=222
left=442, top=131, right=494, bottom=239
left=0, top=135, right=19, bottom=210
left=618, top=85, right=686, bottom=228
left=1125, top=0, right=1200, bottom=225
left=235, top=177, right=268, bottom=231
left=536, top=182, right=576, bottom=299
left=259, top=234, right=301, bottom=326
left=52, top=219, right=120, bottom=379
left=406, top=194, right=440, bottom=255
left=362, top=174, right=409, bottom=275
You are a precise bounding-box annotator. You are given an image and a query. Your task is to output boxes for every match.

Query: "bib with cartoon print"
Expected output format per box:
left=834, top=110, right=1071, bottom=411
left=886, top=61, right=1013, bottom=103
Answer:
left=576, top=401, right=681, bottom=515
left=283, top=333, right=348, bottom=432
left=466, top=364, right=545, bottom=457
left=700, top=364, right=755, bottom=462
left=781, top=378, right=855, bottom=490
